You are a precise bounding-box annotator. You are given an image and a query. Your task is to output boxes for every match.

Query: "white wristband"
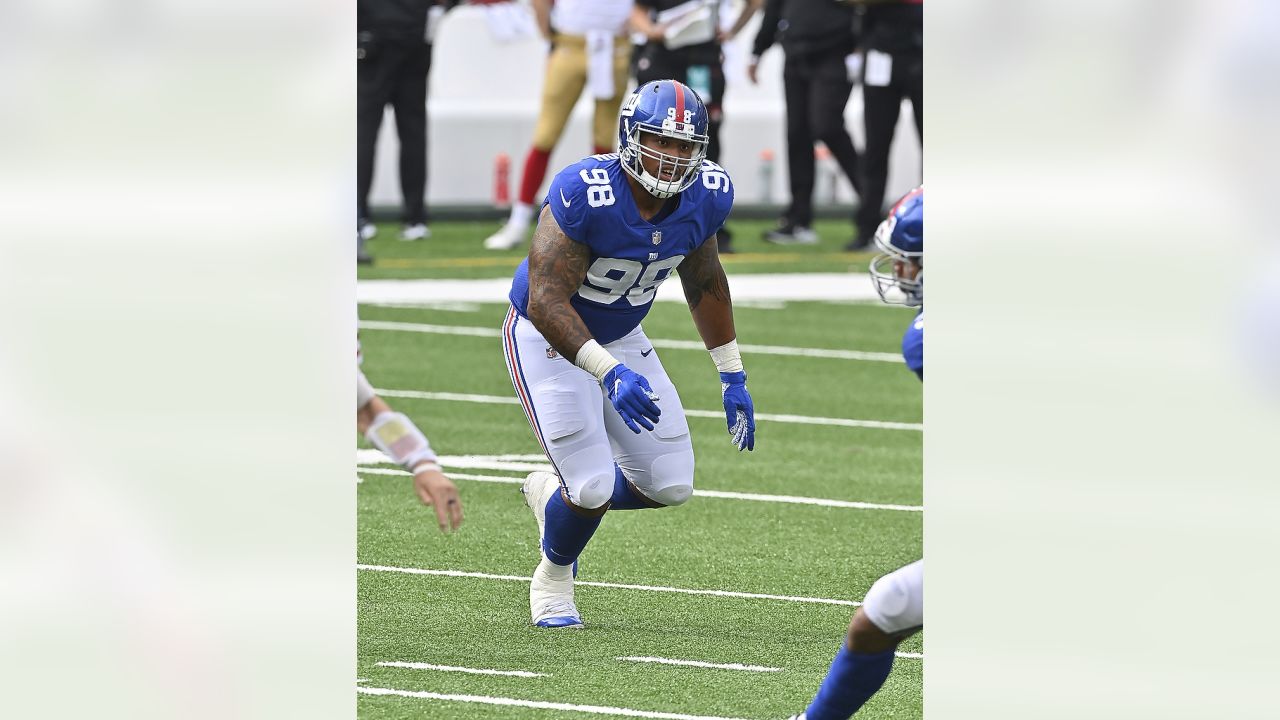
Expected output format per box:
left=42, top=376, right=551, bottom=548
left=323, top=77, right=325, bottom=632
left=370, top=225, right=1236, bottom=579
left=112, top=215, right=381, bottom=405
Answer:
left=574, top=339, right=621, bottom=383
left=709, top=339, right=744, bottom=373
left=410, top=461, right=442, bottom=474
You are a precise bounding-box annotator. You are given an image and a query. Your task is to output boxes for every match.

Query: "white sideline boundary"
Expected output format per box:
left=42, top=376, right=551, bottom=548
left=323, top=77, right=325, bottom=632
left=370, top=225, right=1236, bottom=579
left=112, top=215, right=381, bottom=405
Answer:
left=357, top=563, right=861, bottom=607
left=358, top=319, right=901, bottom=363
left=376, top=661, right=547, bottom=678
left=357, top=273, right=882, bottom=305
left=356, top=685, right=752, bottom=720
left=355, top=457, right=923, bottom=512
left=617, top=656, right=781, bottom=673
left=373, top=388, right=923, bottom=432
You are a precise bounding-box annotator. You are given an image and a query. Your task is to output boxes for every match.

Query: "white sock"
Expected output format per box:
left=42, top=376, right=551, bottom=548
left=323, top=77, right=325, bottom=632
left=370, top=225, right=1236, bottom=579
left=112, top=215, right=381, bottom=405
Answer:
left=508, top=202, right=534, bottom=231
left=536, top=555, right=573, bottom=583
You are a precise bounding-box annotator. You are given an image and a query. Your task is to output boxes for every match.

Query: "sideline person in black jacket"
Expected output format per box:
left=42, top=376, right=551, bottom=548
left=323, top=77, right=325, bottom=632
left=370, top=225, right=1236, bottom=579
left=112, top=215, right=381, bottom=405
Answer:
left=357, top=0, right=457, bottom=246
left=850, top=0, right=921, bottom=250
left=750, top=0, right=862, bottom=245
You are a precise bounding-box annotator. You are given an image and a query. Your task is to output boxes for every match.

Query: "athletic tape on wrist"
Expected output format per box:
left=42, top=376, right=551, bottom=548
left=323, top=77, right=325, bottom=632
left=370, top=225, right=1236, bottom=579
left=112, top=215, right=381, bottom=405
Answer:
left=366, top=411, right=437, bottom=473
left=574, top=339, right=621, bottom=383
left=709, top=339, right=744, bottom=374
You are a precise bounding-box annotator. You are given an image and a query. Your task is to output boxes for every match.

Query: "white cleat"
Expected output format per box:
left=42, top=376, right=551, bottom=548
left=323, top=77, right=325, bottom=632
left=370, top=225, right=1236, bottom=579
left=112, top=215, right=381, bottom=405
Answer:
left=483, top=221, right=529, bottom=250
left=401, top=223, right=430, bottom=241
left=530, top=557, right=583, bottom=628
left=521, top=471, right=560, bottom=541
left=521, top=472, right=583, bottom=628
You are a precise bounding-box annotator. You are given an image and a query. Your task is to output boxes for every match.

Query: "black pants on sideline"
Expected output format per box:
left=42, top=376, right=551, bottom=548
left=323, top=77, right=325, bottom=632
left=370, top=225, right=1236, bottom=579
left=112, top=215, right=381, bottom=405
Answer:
left=782, top=48, right=861, bottom=229
left=357, top=38, right=432, bottom=225
left=855, top=50, right=922, bottom=241
left=635, top=49, right=727, bottom=164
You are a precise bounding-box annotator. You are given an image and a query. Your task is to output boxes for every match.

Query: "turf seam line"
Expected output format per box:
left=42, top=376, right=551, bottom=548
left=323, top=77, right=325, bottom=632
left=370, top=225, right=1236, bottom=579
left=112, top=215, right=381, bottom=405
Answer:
left=356, top=563, right=861, bottom=607
left=355, top=685, right=754, bottom=719
left=376, top=661, right=548, bottom=678
left=358, top=467, right=922, bottom=512
left=617, top=656, right=782, bottom=672
left=373, top=387, right=923, bottom=431
left=358, top=319, right=902, bottom=363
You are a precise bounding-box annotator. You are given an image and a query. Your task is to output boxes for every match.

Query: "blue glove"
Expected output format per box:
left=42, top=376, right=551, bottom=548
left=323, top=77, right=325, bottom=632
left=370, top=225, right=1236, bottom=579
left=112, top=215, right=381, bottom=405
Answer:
left=604, top=364, right=662, bottom=434
left=720, top=371, right=755, bottom=451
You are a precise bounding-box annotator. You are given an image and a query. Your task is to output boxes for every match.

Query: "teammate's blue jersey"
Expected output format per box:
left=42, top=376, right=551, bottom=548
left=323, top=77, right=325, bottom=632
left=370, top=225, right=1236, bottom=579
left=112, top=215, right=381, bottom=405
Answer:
left=509, top=153, right=734, bottom=344
left=903, top=311, right=923, bottom=380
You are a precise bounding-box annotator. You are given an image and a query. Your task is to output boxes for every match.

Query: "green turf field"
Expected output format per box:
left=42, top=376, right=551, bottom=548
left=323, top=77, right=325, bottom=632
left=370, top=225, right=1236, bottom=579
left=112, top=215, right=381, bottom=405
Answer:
left=358, top=218, right=878, bottom=280
left=357, top=222, right=922, bottom=719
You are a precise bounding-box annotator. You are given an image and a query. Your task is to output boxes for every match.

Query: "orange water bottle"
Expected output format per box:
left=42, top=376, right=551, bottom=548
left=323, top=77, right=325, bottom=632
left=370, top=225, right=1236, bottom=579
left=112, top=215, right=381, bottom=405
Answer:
left=494, top=153, right=511, bottom=209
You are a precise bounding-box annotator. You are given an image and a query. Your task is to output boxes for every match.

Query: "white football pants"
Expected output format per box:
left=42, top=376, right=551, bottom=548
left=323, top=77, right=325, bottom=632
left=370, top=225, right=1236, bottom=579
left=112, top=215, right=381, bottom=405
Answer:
left=862, top=559, right=923, bottom=634
left=501, top=306, right=696, bottom=510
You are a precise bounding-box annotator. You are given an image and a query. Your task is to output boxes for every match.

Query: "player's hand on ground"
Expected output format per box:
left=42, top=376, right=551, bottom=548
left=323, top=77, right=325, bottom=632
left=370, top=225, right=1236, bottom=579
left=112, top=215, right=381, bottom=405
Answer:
left=719, top=371, right=755, bottom=451
left=412, top=467, right=463, bottom=533
left=604, top=364, right=662, bottom=433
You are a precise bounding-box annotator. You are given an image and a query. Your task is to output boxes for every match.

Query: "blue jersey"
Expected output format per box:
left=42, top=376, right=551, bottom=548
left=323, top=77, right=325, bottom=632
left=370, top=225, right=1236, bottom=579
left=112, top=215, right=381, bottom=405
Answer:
left=903, top=311, right=923, bottom=380
left=509, top=154, right=734, bottom=344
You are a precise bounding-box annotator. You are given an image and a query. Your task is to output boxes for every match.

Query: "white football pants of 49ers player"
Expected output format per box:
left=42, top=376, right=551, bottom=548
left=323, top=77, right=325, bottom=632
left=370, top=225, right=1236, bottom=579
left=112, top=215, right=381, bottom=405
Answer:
left=501, top=306, right=696, bottom=510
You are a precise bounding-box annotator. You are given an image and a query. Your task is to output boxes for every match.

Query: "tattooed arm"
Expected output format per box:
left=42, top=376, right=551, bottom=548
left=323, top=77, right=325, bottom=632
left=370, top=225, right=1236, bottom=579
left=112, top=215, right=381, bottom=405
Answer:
left=678, top=234, right=737, bottom=348
left=525, top=205, right=596, bottom=361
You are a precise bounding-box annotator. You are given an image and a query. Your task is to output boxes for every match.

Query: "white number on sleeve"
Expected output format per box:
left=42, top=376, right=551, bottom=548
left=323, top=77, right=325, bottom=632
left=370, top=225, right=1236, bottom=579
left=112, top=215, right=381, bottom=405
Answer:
left=579, top=168, right=615, bottom=207
left=701, top=164, right=730, bottom=193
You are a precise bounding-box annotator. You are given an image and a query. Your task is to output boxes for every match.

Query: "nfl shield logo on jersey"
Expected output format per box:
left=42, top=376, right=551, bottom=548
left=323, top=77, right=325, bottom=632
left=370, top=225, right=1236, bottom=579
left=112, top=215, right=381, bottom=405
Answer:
left=651, top=230, right=662, bottom=245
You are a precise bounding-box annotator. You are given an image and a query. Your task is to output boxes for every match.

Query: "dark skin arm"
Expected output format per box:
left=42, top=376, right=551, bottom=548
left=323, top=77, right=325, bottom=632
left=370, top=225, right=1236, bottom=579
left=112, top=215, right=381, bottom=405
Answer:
left=526, top=205, right=596, bottom=361
left=678, top=234, right=736, bottom=348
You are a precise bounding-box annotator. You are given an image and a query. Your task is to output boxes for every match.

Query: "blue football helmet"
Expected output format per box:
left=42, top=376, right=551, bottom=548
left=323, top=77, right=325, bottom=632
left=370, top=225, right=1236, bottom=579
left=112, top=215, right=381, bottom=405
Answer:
left=869, top=186, right=924, bottom=306
left=618, top=79, right=710, bottom=198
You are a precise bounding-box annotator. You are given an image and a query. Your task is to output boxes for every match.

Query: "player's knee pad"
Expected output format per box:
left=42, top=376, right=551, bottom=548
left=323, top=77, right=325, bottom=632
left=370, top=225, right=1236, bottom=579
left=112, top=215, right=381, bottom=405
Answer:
left=356, top=369, right=375, bottom=409
left=861, top=560, right=924, bottom=635
left=554, top=445, right=615, bottom=510
left=646, top=483, right=692, bottom=507
left=641, top=448, right=695, bottom=506
left=571, top=472, right=614, bottom=510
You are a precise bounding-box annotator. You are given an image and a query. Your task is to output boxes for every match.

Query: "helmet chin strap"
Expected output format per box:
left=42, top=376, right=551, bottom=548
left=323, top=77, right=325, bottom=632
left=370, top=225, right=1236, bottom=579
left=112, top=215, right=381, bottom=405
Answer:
left=624, top=143, right=704, bottom=199
left=636, top=167, right=681, bottom=198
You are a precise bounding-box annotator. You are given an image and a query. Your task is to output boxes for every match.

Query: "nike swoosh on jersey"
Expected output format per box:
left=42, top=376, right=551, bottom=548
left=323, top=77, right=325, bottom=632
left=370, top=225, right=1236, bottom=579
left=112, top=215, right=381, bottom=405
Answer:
left=560, top=188, right=571, bottom=207
left=641, top=348, right=654, bottom=357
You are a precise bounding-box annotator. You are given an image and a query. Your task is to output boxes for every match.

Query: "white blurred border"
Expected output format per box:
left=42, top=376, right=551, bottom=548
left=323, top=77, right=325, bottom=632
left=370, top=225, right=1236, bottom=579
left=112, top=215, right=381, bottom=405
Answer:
left=0, top=2, right=353, bottom=718
left=929, top=0, right=1280, bottom=716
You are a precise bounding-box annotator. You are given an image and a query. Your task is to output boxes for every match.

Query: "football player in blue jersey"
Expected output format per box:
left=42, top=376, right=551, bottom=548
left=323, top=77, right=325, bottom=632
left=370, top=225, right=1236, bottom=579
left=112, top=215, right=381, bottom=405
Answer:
left=787, top=186, right=923, bottom=720
left=500, top=79, right=756, bottom=629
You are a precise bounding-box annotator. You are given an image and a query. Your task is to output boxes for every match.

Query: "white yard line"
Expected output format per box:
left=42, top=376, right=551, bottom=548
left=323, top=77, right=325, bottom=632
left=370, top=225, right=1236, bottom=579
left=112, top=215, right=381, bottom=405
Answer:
left=363, top=301, right=482, bottom=312
left=357, top=273, right=882, bottom=305
left=896, top=652, right=923, bottom=660
left=376, top=661, right=547, bottom=678
left=691, top=488, right=921, bottom=512
left=373, top=388, right=922, bottom=432
left=355, top=460, right=922, bottom=512
left=356, top=449, right=550, bottom=469
left=617, top=656, right=781, bottom=673
left=358, top=319, right=900, bottom=363
left=358, top=468, right=536, bottom=486
left=357, top=564, right=860, bottom=607
left=377, top=389, right=519, bottom=405
left=356, top=685, right=752, bottom=720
